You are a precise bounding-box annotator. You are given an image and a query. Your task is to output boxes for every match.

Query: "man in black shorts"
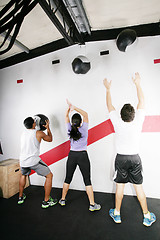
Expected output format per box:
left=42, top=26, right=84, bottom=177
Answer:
left=18, top=117, right=57, bottom=208
left=103, top=72, right=156, bottom=227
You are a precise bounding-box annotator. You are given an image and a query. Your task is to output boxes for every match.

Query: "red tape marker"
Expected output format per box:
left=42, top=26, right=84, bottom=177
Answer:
left=17, top=79, right=23, bottom=84
left=30, top=116, right=160, bottom=175
left=154, top=59, right=160, bottom=64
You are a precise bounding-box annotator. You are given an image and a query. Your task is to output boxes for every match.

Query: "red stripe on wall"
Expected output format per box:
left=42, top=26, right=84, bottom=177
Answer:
left=41, top=140, right=70, bottom=165
left=30, top=141, right=70, bottom=175
left=142, top=116, right=160, bottom=132
left=88, top=119, right=114, bottom=145
left=30, top=119, right=114, bottom=175
left=154, top=59, right=160, bottom=64
left=30, top=116, right=160, bottom=175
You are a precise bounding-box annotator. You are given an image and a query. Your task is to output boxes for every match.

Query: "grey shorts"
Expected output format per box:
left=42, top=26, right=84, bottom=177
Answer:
left=21, top=160, right=51, bottom=177
left=114, top=154, right=143, bottom=184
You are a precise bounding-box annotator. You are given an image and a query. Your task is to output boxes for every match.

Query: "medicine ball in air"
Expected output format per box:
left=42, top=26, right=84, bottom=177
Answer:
left=72, top=56, right=91, bottom=74
left=34, top=114, right=48, bottom=131
left=116, top=29, right=137, bottom=52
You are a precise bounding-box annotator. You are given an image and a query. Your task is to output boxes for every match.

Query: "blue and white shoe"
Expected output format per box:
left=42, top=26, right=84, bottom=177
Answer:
left=109, top=208, right=121, bottom=223
left=143, top=212, right=156, bottom=227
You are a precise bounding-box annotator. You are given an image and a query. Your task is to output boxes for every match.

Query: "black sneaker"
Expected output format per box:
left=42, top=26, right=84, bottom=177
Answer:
left=42, top=196, right=57, bottom=209
left=18, top=193, right=26, bottom=204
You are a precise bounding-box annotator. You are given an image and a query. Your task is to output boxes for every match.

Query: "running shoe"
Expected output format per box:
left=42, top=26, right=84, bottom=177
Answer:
left=59, top=199, right=66, bottom=206
left=18, top=193, right=26, bottom=204
left=42, top=196, right=57, bottom=208
left=89, top=203, right=101, bottom=211
left=109, top=208, right=121, bottom=223
left=143, top=212, right=156, bottom=227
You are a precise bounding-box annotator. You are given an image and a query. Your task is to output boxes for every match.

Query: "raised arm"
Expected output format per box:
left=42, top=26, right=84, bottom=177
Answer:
left=103, top=78, right=115, bottom=112
left=65, top=107, right=70, bottom=123
left=132, top=72, right=145, bottom=109
left=36, top=120, right=52, bottom=143
left=66, top=99, right=88, bottom=123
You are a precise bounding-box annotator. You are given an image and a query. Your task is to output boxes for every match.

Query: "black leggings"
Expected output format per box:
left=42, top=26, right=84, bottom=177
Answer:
left=65, top=150, right=92, bottom=186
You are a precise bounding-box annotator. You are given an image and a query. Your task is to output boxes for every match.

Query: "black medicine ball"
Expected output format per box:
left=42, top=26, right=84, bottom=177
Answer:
left=116, top=29, right=137, bottom=52
left=72, top=56, right=91, bottom=74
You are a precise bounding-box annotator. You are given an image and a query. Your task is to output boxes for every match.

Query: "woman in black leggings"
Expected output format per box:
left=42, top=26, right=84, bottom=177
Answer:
left=59, top=100, right=101, bottom=211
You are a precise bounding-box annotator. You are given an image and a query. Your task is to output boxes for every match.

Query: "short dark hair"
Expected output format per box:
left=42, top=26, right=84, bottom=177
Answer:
left=120, top=104, right=135, bottom=122
left=23, top=117, right=34, bottom=129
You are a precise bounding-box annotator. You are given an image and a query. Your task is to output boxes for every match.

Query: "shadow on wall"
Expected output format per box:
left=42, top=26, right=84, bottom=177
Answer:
left=50, top=114, right=60, bottom=129
left=49, top=114, right=67, bottom=142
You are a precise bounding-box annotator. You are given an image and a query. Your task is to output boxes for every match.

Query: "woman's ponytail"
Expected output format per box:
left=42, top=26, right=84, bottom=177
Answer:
left=69, top=113, right=82, bottom=141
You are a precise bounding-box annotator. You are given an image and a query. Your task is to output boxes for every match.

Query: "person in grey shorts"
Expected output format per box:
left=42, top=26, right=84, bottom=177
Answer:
left=103, top=72, right=156, bottom=227
left=18, top=117, right=57, bottom=208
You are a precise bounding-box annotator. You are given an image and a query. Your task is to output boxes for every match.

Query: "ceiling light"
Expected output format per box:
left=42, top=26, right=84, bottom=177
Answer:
left=62, top=0, right=91, bottom=34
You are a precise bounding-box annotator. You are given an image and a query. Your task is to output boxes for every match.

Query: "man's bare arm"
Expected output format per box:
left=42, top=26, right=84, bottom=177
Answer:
left=36, top=120, right=52, bottom=143
left=132, top=72, right=145, bottom=109
left=103, top=78, right=115, bottom=112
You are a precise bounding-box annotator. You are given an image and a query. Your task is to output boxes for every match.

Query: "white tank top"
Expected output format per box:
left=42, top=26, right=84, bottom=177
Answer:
left=20, top=129, right=41, bottom=167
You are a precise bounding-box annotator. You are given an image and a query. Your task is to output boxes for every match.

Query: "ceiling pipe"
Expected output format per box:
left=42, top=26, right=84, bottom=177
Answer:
left=0, top=31, right=30, bottom=53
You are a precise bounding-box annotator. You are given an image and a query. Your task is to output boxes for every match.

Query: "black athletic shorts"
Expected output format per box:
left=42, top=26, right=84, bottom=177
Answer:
left=114, top=154, right=143, bottom=184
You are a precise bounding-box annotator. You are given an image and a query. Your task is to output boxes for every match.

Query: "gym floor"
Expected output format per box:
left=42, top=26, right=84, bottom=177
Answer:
left=0, top=185, right=159, bottom=240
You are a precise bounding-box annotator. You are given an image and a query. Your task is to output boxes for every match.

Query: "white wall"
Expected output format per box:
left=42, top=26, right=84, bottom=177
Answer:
left=0, top=36, right=160, bottom=199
